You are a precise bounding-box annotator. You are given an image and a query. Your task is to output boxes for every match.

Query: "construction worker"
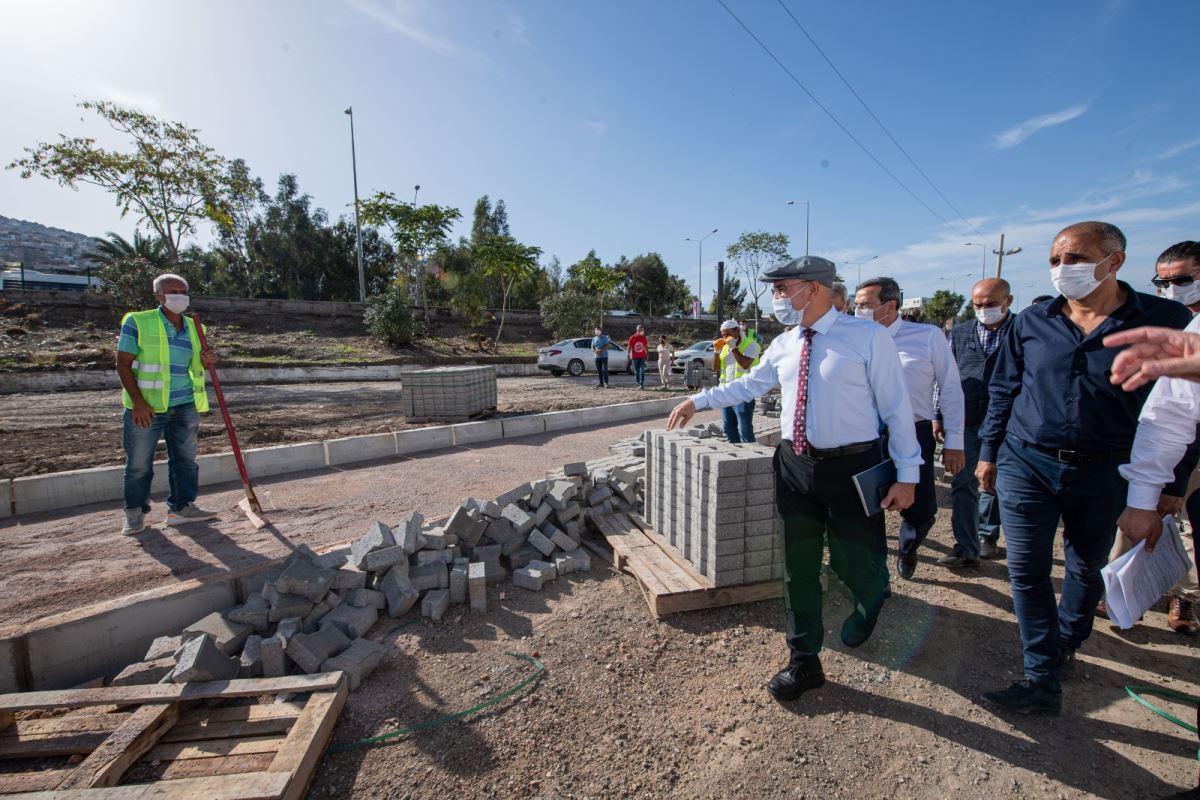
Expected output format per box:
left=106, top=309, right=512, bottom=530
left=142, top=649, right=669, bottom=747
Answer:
left=116, top=273, right=218, bottom=535
left=716, top=319, right=761, bottom=443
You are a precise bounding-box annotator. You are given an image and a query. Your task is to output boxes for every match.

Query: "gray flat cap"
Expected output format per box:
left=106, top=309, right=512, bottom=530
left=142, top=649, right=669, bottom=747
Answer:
left=760, top=256, right=837, bottom=287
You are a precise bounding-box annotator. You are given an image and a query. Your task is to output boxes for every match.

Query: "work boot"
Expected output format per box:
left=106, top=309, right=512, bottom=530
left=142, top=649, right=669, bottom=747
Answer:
left=766, top=656, right=825, bottom=701
left=981, top=680, right=1062, bottom=716
left=165, top=503, right=219, bottom=526
left=121, top=508, right=145, bottom=536
left=979, top=539, right=1000, bottom=559
left=896, top=553, right=917, bottom=581
left=1168, top=596, right=1200, bottom=636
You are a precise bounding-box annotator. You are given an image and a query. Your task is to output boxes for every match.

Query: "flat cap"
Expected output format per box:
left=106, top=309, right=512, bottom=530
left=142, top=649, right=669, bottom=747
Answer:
left=760, top=256, right=836, bottom=287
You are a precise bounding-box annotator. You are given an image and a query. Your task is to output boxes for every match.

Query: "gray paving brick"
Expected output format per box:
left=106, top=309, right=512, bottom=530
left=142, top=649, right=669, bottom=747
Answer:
left=351, top=521, right=396, bottom=569
left=320, top=637, right=385, bottom=690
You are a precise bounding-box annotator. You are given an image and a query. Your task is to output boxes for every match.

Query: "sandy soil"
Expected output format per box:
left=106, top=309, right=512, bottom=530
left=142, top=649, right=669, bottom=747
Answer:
left=1, top=414, right=1197, bottom=799
left=0, top=374, right=691, bottom=478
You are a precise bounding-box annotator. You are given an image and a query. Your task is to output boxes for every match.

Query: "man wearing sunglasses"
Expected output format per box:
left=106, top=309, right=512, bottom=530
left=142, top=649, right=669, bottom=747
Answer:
left=666, top=256, right=921, bottom=703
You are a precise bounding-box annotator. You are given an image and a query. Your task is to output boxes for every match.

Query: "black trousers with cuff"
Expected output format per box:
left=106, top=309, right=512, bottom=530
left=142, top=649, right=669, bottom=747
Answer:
left=897, top=420, right=938, bottom=561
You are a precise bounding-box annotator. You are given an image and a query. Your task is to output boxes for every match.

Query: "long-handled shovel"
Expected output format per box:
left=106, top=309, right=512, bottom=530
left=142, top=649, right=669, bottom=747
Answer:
left=190, top=313, right=268, bottom=529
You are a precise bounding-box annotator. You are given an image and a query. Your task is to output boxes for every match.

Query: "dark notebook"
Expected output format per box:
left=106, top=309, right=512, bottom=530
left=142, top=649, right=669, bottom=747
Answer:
left=852, top=459, right=897, bottom=516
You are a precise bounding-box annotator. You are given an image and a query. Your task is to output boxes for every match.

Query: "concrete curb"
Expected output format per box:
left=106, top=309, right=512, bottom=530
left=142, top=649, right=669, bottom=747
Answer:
left=0, top=362, right=542, bottom=394
left=6, top=396, right=680, bottom=517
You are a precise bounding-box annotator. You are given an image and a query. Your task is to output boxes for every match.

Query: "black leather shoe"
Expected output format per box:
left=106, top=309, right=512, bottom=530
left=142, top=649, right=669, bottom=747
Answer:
left=981, top=680, right=1062, bottom=716
left=979, top=539, right=1001, bottom=559
left=766, top=658, right=825, bottom=701
left=1059, top=645, right=1077, bottom=681
left=896, top=553, right=917, bottom=580
left=842, top=596, right=885, bottom=648
left=937, top=551, right=980, bottom=569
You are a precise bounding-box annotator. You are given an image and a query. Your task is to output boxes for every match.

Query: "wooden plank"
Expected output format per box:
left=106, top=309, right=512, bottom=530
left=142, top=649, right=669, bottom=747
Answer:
left=164, top=703, right=300, bottom=744
left=0, top=711, right=12, bottom=735
left=7, top=770, right=292, bottom=799
left=267, top=682, right=348, bottom=800
left=0, top=768, right=74, bottom=794
left=128, top=753, right=275, bottom=782
left=0, top=673, right=344, bottom=713
left=57, top=702, right=179, bottom=789
left=0, top=730, right=109, bottom=758
left=146, top=734, right=286, bottom=762
left=1, top=714, right=129, bottom=740
left=640, top=527, right=714, bottom=588
left=653, top=580, right=783, bottom=617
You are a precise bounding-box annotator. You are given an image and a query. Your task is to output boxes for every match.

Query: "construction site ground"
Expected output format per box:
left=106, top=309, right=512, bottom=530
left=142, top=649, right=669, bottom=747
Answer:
left=2, top=412, right=1198, bottom=798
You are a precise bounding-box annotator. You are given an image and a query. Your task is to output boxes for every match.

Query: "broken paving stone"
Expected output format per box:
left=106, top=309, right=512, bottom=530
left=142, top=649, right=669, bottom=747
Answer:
left=421, top=588, right=451, bottom=621
left=276, top=617, right=302, bottom=643
left=410, top=562, right=448, bottom=592
left=345, top=588, right=386, bottom=609
left=275, top=559, right=335, bottom=603
left=484, top=517, right=525, bottom=556
left=112, top=657, right=175, bottom=687
left=527, top=529, right=556, bottom=558
left=171, top=634, right=238, bottom=683
left=268, top=591, right=314, bottom=623
left=418, top=528, right=449, bottom=550
left=476, top=499, right=502, bottom=519
left=554, top=548, right=592, bottom=575
left=350, top=521, right=396, bottom=569
left=239, top=635, right=264, bottom=679
left=183, top=612, right=251, bottom=656
left=415, top=549, right=454, bottom=567
left=506, top=544, right=543, bottom=571
left=396, top=512, right=424, bottom=554
left=143, top=635, right=181, bottom=662
left=563, top=462, right=588, bottom=477
left=330, top=567, right=368, bottom=591
left=312, top=549, right=349, bottom=570
left=261, top=636, right=286, bottom=678
left=364, top=544, right=409, bottom=574
left=286, top=623, right=351, bottom=674
left=472, top=544, right=506, bottom=584
left=379, top=567, right=420, bottom=618
left=502, top=504, right=535, bottom=535
left=528, top=479, right=550, bottom=508
left=321, top=603, right=378, bottom=639
left=586, top=486, right=614, bottom=507
left=495, top=482, right=532, bottom=508
left=320, top=637, right=385, bottom=691
left=226, top=595, right=270, bottom=632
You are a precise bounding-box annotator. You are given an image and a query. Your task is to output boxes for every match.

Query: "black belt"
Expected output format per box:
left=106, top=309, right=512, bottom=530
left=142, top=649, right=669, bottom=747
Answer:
left=806, top=439, right=880, bottom=460
left=1019, top=439, right=1129, bottom=465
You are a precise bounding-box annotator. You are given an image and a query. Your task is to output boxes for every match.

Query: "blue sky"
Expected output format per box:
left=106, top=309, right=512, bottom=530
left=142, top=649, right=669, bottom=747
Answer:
left=2, top=0, right=1198, bottom=310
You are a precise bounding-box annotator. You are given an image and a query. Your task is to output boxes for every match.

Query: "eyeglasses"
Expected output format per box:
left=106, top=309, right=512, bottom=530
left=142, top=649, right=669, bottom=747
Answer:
left=1151, top=274, right=1199, bottom=288
left=770, top=282, right=808, bottom=298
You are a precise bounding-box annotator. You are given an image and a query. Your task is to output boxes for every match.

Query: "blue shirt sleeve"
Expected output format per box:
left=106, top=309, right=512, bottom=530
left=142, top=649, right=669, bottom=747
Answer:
left=117, top=318, right=140, bottom=355
left=977, top=313, right=1023, bottom=463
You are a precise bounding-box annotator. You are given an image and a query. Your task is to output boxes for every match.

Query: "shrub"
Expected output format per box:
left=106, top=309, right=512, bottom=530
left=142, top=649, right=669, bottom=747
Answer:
left=94, top=256, right=159, bottom=311
left=539, top=288, right=596, bottom=341
left=364, top=283, right=421, bottom=348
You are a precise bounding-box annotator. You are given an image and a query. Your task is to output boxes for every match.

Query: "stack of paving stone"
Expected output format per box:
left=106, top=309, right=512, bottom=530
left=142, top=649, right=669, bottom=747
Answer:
left=400, top=365, right=498, bottom=421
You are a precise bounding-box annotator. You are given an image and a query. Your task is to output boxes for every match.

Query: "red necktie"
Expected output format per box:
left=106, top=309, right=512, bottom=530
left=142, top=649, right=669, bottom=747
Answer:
left=792, top=328, right=816, bottom=455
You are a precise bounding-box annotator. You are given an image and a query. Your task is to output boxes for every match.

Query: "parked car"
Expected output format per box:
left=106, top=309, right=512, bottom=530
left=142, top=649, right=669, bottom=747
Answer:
left=606, top=309, right=635, bottom=317
left=537, top=338, right=631, bottom=377
left=672, top=340, right=717, bottom=373
left=666, top=310, right=686, bottom=319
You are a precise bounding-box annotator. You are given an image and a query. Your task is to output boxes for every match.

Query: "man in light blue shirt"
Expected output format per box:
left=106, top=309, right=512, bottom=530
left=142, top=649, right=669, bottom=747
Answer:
left=591, top=327, right=611, bottom=388
left=669, top=255, right=920, bottom=703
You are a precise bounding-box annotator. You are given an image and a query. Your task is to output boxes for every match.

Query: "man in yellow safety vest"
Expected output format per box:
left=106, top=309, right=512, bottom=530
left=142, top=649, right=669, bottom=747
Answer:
left=116, top=273, right=218, bottom=535
left=716, top=319, right=761, bottom=443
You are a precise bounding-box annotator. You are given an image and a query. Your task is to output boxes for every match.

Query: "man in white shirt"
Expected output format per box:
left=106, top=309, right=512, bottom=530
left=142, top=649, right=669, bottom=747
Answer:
left=667, top=256, right=921, bottom=703
left=855, top=277, right=966, bottom=578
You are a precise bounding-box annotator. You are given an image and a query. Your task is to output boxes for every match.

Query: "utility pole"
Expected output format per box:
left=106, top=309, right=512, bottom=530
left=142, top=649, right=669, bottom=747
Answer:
left=344, top=107, right=367, bottom=302
left=716, top=261, right=725, bottom=323
left=685, top=228, right=718, bottom=319
left=785, top=200, right=811, bottom=255
left=993, top=234, right=1023, bottom=279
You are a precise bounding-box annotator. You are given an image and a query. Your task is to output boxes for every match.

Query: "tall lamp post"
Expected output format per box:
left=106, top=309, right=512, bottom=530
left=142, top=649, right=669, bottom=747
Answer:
left=993, top=234, right=1022, bottom=278
left=685, top=228, right=718, bottom=318
left=784, top=200, right=811, bottom=255
left=964, top=242, right=988, bottom=279
left=344, top=106, right=367, bottom=303
left=850, top=255, right=878, bottom=288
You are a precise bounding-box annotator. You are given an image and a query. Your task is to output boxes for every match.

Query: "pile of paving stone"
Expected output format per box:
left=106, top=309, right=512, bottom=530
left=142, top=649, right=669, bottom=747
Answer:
left=108, top=438, right=648, bottom=693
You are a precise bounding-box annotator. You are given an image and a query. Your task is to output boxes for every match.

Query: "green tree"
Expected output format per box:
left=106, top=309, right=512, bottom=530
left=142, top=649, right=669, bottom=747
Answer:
left=726, top=231, right=790, bottom=326
left=539, top=287, right=595, bottom=340
left=82, top=230, right=171, bottom=270
left=365, top=281, right=420, bottom=347
left=476, top=234, right=543, bottom=347
left=8, top=99, right=245, bottom=262
left=922, top=290, right=966, bottom=329
left=618, top=252, right=692, bottom=316
left=578, top=257, right=626, bottom=324
left=707, top=275, right=746, bottom=319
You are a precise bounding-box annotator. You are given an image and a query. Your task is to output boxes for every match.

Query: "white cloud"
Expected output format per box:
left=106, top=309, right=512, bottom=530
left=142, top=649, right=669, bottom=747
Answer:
left=1020, top=169, right=1189, bottom=224
left=96, top=86, right=165, bottom=115
left=342, top=0, right=460, bottom=56
left=992, top=104, right=1088, bottom=149
left=1154, top=137, right=1200, bottom=162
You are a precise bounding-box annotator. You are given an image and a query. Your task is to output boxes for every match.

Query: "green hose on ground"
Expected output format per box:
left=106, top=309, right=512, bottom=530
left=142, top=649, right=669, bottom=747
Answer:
left=329, top=652, right=546, bottom=754
left=1125, top=685, right=1200, bottom=761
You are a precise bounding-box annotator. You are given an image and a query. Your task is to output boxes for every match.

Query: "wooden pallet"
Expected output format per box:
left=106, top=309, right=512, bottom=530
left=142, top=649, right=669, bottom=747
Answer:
left=588, top=512, right=781, bottom=618
left=0, top=672, right=347, bottom=799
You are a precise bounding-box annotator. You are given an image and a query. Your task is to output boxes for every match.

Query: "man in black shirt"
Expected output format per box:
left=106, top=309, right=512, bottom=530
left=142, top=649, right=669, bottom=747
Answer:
left=975, top=220, right=1192, bottom=715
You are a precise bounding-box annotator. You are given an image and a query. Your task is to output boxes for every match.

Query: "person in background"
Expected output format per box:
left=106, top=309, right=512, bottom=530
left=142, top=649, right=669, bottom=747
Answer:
left=591, top=327, right=611, bottom=389
left=1029, top=295, right=1054, bottom=307
left=975, top=221, right=1192, bottom=716
left=657, top=335, right=674, bottom=389
left=628, top=324, right=649, bottom=390
left=116, top=273, right=219, bottom=535
left=856, top=277, right=965, bottom=579
left=831, top=282, right=849, bottom=313
left=740, top=318, right=759, bottom=347
left=943, top=278, right=1012, bottom=564
left=716, top=319, right=761, bottom=443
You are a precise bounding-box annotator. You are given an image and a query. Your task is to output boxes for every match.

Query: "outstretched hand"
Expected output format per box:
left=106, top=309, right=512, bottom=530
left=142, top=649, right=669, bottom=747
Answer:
left=667, top=399, right=696, bottom=430
left=1105, top=326, right=1200, bottom=391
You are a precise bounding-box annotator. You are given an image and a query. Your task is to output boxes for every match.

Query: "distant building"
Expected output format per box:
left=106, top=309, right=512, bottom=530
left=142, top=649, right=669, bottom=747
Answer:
left=901, top=296, right=929, bottom=310
left=0, top=268, right=101, bottom=292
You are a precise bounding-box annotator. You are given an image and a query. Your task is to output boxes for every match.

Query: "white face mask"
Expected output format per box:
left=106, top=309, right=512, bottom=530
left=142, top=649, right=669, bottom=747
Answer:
left=976, top=305, right=1007, bottom=325
left=1163, top=281, right=1200, bottom=307
left=1051, top=254, right=1114, bottom=301
left=771, top=283, right=809, bottom=326
left=854, top=305, right=877, bottom=321
left=162, top=294, right=190, bottom=314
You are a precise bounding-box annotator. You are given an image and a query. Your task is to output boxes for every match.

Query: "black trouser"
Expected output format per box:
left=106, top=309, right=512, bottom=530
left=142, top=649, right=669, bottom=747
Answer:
left=774, top=441, right=889, bottom=658
left=897, top=420, right=937, bottom=561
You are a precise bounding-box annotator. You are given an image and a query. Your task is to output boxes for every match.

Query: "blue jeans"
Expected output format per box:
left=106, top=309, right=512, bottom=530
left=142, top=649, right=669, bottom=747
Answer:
left=595, top=358, right=609, bottom=386
left=632, top=358, right=646, bottom=386
left=123, top=403, right=200, bottom=513
left=995, top=434, right=1125, bottom=689
left=722, top=400, right=756, bottom=443
left=951, top=423, right=1002, bottom=559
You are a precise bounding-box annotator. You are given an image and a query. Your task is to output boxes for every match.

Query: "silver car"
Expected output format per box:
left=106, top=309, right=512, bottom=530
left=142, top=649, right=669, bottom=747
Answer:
left=537, top=338, right=631, bottom=377
left=672, top=340, right=717, bottom=373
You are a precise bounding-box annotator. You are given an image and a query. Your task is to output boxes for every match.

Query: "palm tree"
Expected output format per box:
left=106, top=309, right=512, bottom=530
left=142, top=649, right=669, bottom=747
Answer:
left=82, top=231, right=170, bottom=269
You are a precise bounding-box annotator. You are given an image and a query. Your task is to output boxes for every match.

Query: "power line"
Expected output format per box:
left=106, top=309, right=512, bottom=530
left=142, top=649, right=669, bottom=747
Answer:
left=714, top=0, right=971, bottom=240
left=774, top=0, right=985, bottom=239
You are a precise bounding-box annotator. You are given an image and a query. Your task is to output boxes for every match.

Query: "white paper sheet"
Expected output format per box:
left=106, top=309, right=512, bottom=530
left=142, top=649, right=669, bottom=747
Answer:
left=1101, top=516, right=1193, bottom=630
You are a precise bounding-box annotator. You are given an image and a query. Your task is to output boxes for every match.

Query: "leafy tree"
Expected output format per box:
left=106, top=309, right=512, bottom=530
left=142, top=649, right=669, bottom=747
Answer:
left=922, top=290, right=966, bottom=329
left=707, top=275, right=746, bottom=319
left=578, top=256, right=626, bottom=324
left=82, top=231, right=171, bottom=270
left=727, top=231, right=790, bottom=326
left=545, top=256, right=564, bottom=293
left=94, top=256, right=163, bottom=310
left=476, top=234, right=543, bottom=347
left=539, top=287, right=596, bottom=340
left=365, top=281, right=420, bottom=347
left=618, top=252, right=692, bottom=316
left=8, top=99, right=246, bottom=262
left=213, top=157, right=268, bottom=290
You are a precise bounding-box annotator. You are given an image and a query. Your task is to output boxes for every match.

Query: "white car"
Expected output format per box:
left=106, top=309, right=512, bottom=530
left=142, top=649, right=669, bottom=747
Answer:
left=537, top=338, right=631, bottom=377
left=672, top=340, right=717, bottom=373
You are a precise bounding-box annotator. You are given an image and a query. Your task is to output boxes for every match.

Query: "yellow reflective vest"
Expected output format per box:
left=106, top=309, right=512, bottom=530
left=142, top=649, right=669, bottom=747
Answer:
left=716, top=335, right=761, bottom=383
left=120, top=309, right=210, bottom=413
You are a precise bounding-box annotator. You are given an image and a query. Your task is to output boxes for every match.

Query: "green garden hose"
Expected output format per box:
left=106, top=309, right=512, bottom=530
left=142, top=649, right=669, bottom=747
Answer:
left=1125, top=685, right=1200, bottom=761
left=329, top=652, right=546, bottom=754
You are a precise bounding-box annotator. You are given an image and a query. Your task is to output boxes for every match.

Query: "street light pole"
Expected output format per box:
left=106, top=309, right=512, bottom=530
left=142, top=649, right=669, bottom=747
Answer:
left=344, top=107, right=367, bottom=303
left=852, top=255, right=878, bottom=288
left=413, top=185, right=420, bottom=206
left=685, top=228, right=718, bottom=318
left=940, top=271, right=972, bottom=295
left=785, top=200, right=811, bottom=255
left=964, top=242, right=988, bottom=279
left=992, top=234, right=1022, bottom=279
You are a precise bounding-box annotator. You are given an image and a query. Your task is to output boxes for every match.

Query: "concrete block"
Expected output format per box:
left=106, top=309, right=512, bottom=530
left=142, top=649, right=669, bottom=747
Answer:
left=325, top=432, right=396, bottom=466
left=564, top=462, right=588, bottom=477
left=476, top=499, right=503, bottom=519
left=452, top=419, right=503, bottom=446
left=557, top=502, right=582, bottom=523
left=322, top=603, right=378, bottom=639
left=345, top=588, right=387, bottom=609
left=502, top=414, right=546, bottom=439
left=243, top=442, right=327, bottom=478
left=276, top=617, right=302, bottom=644
left=532, top=503, right=553, bottom=526
left=743, top=565, right=772, bottom=583
left=545, top=481, right=576, bottom=512
left=468, top=562, right=487, bottom=612
left=415, top=549, right=453, bottom=567
left=320, top=637, right=385, bottom=691
left=496, top=483, right=532, bottom=507
left=286, top=623, right=351, bottom=674
left=507, top=543, right=543, bottom=571
left=541, top=408, right=583, bottom=432
left=196, top=452, right=240, bottom=487
left=260, top=636, right=286, bottom=678
left=395, top=425, right=455, bottom=455
left=527, top=559, right=559, bottom=580
left=112, top=657, right=175, bottom=686
left=446, top=506, right=485, bottom=547
left=410, top=562, right=447, bottom=592
left=183, top=612, right=251, bottom=656
left=527, top=529, right=556, bottom=557
left=364, top=544, right=409, bottom=574
left=171, top=634, right=238, bottom=683
left=331, top=568, right=368, bottom=591
left=513, top=567, right=549, bottom=591
left=380, top=567, right=420, bottom=618
left=301, top=599, right=333, bottom=634
left=484, top=517, right=524, bottom=556
left=528, top=480, right=549, bottom=508
left=587, top=486, right=613, bottom=507
left=394, top=512, right=425, bottom=554
left=275, top=560, right=334, bottom=603
left=312, top=549, right=350, bottom=570
left=554, top=548, right=592, bottom=575
left=421, top=588, right=451, bottom=621
left=239, top=635, right=264, bottom=679
left=501, top=504, right=535, bottom=535
left=419, top=529, right=449, bottom=550
left=591, top=469, right=610, bottom=485
left=472, top=544, right=506, bottom=583
left=226, top=596, right=270, bottom=632
left=351, top=521, right=396, bottom=569
left=143, top=635, right=181, bottom=662
left=449, top=564, right=468, bottom=604
left=548, top=528, right=575, bottom=553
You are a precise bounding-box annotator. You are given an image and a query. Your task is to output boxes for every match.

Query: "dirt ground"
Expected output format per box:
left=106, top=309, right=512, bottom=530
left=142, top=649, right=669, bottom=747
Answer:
left=1, top=414, right=1198, bottom=799
left=0, top=373, right=690, bottom=478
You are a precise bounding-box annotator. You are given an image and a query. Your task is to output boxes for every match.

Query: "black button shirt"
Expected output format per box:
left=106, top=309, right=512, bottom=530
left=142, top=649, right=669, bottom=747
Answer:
left=979, top=282, right=1193, bottom=463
